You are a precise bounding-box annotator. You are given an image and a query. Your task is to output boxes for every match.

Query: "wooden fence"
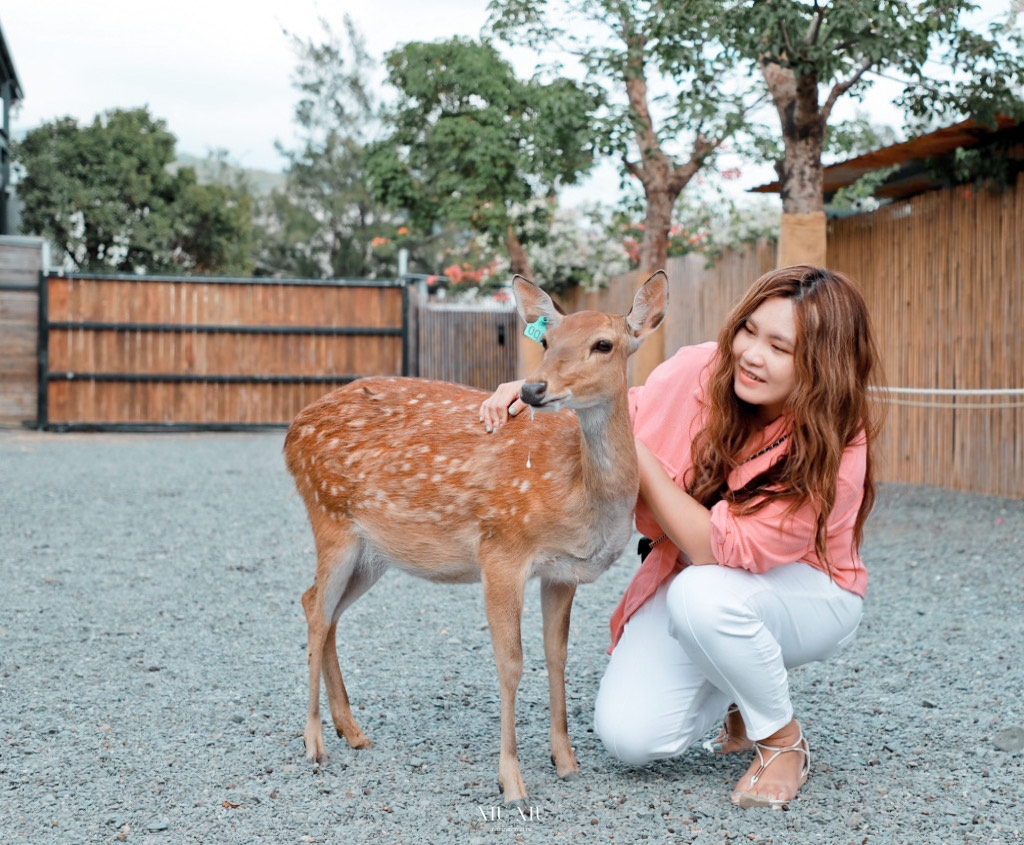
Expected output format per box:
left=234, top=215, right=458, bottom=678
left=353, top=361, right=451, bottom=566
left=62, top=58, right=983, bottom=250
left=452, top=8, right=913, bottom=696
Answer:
left=7, top=175, right=1021, bottom=496
left=39, top=274, right=411, bottom=430
left=827, top=174, right=1024, bottom=497
left=589, top=175, right=1024, bottom=499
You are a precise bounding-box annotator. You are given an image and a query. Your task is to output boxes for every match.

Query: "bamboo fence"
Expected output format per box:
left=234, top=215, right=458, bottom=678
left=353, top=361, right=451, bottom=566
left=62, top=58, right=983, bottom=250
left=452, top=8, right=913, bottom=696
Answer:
left=594, top=175, right=1024, bottom=498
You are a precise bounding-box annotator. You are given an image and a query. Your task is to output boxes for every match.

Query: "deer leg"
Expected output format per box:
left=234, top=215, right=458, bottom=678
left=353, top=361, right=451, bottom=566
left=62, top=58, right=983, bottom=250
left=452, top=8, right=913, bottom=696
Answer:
left=481, top=567, right=529, bottom=808
left=301, top=540, right=369, bottom=762
left=320, top=566, right=383, bottom=749
left=540, top=578, right=579, bottom=778
left=301, top=582, right=331, bottom=763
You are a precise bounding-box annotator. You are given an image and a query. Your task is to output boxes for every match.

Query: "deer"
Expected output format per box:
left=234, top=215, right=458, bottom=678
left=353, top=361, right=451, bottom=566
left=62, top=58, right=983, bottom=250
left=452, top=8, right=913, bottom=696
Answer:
left=283, top=271, right=667, bottom=807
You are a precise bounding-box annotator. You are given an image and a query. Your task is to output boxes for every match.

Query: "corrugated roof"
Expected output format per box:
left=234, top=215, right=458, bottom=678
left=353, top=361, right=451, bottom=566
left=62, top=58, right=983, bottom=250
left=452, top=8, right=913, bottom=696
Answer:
left=751, top=115, right=1021, bottom=200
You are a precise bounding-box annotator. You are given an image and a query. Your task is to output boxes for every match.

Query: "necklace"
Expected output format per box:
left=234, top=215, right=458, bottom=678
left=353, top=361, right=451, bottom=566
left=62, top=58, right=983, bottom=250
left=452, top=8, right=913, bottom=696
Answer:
left=742, top=433, right=789, bottom=464
left=642, top=433, right=789, bottom=555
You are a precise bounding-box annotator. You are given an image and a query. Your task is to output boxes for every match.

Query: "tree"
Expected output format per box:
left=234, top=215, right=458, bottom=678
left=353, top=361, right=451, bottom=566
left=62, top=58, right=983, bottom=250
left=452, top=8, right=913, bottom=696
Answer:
left=257, top=15, right=401, bottom=278
left=366, top=36, right=603, bottom=280
left=724, top=0, right=1024, bottom=265
left=488, top=0, right=762, bottom=275
left=14, top=107, right=254, bottom=274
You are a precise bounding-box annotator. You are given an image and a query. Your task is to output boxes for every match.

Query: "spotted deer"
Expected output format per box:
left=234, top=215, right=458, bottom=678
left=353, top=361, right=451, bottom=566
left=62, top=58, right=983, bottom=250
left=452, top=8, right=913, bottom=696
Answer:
left=284, top=272, right=667, bottom=807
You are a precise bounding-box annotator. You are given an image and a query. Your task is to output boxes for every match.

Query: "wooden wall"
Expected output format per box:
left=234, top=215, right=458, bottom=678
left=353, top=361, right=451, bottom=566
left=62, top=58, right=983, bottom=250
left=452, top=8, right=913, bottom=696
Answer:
left=0, top=237, right=46, bottom=427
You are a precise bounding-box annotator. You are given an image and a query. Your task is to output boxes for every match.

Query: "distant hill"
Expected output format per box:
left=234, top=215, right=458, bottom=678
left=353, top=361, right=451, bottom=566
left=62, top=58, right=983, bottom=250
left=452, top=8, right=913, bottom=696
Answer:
left=173, top=152, right=286, bottom=196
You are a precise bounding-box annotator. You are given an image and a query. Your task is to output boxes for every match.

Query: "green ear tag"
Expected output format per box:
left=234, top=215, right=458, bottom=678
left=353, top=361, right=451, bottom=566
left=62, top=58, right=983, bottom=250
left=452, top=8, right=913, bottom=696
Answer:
left=524, top=316, right=548, bottom=344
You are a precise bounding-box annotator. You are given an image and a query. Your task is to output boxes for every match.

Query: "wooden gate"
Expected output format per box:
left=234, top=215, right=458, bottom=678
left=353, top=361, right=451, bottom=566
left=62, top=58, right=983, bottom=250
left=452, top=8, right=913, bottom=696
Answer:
left=416, top=303, right=519, bottom=391
left=38, top=273, right=413, bottom=430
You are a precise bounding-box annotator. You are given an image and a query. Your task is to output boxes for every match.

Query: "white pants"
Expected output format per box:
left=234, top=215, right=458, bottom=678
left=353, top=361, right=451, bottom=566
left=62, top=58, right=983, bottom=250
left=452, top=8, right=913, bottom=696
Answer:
left=594, top=562, right=863, bottom=765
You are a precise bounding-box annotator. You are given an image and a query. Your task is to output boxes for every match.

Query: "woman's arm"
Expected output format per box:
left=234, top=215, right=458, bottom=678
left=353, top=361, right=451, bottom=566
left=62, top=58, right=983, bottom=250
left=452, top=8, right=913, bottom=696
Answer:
left=635, top=438, right=717, bottom=565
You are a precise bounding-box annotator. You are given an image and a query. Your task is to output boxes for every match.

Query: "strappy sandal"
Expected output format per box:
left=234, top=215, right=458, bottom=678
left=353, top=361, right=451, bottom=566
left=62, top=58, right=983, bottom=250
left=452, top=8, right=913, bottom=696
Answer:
left=730, top=723, right=811, bottom=809
left=702, top=704, right=755, bottom=756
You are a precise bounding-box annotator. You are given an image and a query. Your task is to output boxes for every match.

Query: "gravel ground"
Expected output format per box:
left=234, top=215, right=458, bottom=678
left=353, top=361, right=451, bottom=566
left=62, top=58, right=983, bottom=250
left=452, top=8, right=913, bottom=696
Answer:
left=1, top=428, right=1023, bottom=845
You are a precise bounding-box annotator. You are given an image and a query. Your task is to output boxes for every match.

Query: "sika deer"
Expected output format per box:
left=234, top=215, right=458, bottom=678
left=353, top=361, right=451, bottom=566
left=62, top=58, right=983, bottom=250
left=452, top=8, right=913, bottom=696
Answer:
left=284, top=272, right=667, bottom=807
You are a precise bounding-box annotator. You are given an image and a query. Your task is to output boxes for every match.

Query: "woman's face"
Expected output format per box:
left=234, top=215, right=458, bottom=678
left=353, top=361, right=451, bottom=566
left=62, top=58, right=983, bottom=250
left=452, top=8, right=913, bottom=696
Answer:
left=731, top=296, right=797, bottom=424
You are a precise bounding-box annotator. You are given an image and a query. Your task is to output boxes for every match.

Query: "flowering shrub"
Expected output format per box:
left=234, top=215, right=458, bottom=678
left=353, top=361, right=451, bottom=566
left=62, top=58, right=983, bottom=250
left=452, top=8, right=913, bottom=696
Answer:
left=442, top=258, right=504, bottom=286
left=524, top=204, right=630, bottom=294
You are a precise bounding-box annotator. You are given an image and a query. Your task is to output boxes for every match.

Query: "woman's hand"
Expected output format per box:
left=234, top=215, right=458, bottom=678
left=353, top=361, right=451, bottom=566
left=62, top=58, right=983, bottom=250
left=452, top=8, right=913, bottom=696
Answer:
left=479, top=380, right=527, bottom=432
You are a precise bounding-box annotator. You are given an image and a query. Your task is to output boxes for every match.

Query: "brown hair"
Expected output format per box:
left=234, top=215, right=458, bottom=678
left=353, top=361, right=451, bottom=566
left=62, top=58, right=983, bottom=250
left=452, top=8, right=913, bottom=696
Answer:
left=687, top=265, right=885, bottom=570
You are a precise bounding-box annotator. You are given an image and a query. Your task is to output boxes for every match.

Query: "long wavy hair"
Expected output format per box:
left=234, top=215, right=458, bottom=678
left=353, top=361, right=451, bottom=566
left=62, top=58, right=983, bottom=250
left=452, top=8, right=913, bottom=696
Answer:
left=687, top=265, right=885, bottom=570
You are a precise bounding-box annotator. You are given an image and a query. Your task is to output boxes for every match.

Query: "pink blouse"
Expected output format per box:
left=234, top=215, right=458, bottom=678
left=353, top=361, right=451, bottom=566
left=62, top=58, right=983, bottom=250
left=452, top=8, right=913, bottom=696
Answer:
left=609, top=343, right=868, bottom=650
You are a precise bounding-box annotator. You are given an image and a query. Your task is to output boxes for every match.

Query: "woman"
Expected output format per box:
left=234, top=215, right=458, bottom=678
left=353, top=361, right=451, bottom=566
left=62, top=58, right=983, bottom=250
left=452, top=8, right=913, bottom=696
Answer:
left=479, top=265, right=883, bottom=808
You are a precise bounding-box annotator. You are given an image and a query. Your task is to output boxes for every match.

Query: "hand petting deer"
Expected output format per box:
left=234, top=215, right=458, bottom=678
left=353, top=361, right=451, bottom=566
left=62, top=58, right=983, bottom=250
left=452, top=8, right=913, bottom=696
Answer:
left=284, top=271, right=667, bottom=807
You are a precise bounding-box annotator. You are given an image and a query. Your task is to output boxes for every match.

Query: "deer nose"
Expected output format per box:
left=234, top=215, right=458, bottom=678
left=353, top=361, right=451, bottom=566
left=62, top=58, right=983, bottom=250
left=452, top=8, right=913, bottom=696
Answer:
left=520, top=381, right=548, bottom=406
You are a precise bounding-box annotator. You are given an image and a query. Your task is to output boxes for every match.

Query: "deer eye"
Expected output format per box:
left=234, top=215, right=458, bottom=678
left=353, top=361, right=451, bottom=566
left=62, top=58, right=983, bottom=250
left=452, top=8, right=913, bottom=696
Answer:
left=592, top=339, right=614, bottom=354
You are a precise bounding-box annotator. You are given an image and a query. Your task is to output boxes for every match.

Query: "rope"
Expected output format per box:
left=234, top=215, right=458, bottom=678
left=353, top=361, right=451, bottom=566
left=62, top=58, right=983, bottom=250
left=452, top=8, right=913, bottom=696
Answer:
left=871, top=387, right=1024, bottom=396
left=868, top=386, right=1024, bottom=410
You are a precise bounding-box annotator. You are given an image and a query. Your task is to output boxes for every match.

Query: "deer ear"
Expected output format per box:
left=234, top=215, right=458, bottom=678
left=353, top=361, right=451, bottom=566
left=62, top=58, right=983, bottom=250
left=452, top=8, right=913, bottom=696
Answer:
left=626, top=270, right=668, bottom=341
left=513, top=275, right=563, bottom=327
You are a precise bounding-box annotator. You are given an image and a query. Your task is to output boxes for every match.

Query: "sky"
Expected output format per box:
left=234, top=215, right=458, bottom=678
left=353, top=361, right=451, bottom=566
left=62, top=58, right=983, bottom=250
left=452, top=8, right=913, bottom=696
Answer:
left=1, top=0, right=497, bottom=171
left=2, top=1, right=1018, bottom=207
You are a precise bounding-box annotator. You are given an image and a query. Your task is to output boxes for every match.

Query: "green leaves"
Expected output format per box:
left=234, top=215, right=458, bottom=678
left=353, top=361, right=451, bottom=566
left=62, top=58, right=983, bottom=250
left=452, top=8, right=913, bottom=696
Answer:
left=14, top=108, right=254, bottom=274
left=368, top=37, right=601, bottom=247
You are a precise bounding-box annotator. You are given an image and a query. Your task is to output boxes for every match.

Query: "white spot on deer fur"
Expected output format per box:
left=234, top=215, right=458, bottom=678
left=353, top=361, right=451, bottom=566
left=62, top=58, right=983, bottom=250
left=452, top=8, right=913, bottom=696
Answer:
left=518, top=480, right=531, bottom=493
left=442, top=399, right=452, bottom=405
left=302, top=425, right=315, bottom=438
left=422, top=419, right=433, bottom=426
left=408, top=398, right=419, bottom=405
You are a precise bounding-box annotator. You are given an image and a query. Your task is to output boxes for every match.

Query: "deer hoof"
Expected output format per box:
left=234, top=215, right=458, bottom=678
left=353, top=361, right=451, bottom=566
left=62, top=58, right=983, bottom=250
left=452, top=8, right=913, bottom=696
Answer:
left=341, top=729, right=372, bottom=749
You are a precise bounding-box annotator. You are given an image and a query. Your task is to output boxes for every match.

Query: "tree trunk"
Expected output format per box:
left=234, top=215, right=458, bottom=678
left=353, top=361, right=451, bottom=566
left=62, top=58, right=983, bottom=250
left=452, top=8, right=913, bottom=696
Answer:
left=621, top=32, right=708, bottom=382
left=505, top=225, right=534, bottom=279
left=761, top=59, right=828, bottom=267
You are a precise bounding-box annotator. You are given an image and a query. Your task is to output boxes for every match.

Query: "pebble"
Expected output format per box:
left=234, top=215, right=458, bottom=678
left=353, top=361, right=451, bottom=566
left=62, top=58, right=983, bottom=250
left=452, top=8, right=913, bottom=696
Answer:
left=993, top=726, right=1024, bottom=753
